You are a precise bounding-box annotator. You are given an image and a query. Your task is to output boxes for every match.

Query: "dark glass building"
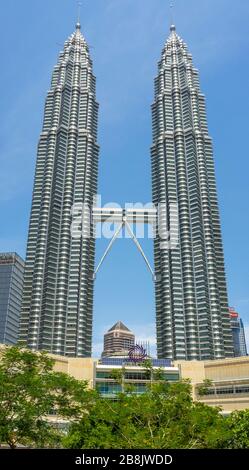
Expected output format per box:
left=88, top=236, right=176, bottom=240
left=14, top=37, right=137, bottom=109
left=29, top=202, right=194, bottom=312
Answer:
left=229, top=308, right=248, bottom=357
left=0, top=253, right=25, bottom=345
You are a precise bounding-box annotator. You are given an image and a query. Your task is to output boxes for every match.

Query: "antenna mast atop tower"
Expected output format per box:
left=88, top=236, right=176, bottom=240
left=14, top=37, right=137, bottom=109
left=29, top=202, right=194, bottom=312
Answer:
left=170, top=0, right=175, bottom=27
left=76, top=1, right=83, bottom=27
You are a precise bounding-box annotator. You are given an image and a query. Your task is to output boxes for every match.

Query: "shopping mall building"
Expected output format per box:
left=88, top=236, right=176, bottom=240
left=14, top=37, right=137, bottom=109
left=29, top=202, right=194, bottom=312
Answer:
left=52, top=354, right=249, bottom=414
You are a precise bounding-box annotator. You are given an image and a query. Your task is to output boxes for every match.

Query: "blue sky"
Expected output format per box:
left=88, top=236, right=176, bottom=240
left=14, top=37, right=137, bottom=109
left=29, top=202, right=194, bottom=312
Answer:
left=0, top=0, right=248, bottom=355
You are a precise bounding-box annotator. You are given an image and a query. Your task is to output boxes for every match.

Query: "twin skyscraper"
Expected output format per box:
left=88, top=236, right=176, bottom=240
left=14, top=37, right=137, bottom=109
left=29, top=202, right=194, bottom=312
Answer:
left=19, top=21, right=234, bottom=360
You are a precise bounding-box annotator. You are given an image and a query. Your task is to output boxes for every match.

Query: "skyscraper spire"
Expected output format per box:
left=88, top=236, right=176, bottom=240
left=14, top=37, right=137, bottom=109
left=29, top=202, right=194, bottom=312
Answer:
left=169, top=0, right=175, bottom=29
left=151, top=25, right=234, bottom=360
left=76, top=1, right=82, bottom=29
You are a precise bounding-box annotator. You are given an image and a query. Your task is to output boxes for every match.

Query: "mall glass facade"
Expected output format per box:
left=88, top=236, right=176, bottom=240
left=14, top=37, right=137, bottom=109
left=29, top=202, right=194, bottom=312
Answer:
left=94, top=360, right=180, bottom=398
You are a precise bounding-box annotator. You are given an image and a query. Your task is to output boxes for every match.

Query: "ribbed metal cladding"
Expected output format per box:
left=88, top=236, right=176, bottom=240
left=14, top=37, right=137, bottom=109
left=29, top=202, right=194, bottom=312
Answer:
left=19, top=23, right=99, bottom=357
left=152, top=25, right=234, bottom=360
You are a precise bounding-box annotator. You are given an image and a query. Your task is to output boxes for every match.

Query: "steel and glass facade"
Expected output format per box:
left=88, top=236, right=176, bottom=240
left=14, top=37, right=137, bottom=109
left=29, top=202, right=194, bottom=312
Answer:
left=18, top=21, right=236, bottom=361
left=0, top=253, right=25, bottom=345
left=151, top=25, right=234, bottom=360
left=19, top=23, right=99, bottom=357
left=95, top=361, right=180, bottom=398
left=238, top=320, right=247, bottom=357
left=229, top=308, right=248, bottom=357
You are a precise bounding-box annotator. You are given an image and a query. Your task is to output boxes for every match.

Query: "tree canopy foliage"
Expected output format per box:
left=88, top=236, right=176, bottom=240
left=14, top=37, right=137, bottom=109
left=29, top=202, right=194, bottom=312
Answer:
left=64, top=380, right=248, bottom=449
left=0, top=347, right=95, bottom=448
left=1, top=346, right=249, bottom=449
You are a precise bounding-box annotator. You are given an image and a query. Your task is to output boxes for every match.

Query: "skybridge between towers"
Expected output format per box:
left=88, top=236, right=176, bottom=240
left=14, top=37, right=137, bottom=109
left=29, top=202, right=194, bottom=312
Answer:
left=92, top=207, right=158, bottom=282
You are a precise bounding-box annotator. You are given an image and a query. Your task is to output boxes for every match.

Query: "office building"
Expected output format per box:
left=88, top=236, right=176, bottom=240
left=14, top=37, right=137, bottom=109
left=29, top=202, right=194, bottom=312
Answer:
left=0, top=253, right=25, bottom=344
left=102, top=321, right=135, bottom=357
left=1, top=343, right=249, bottom=413
left=229, top=307, right=247, bottom=357
left=151, top=25, right=234, bottom=360
left=19, top=22, right=99, bottom=357
left=52, top=352, right=249, bottom=413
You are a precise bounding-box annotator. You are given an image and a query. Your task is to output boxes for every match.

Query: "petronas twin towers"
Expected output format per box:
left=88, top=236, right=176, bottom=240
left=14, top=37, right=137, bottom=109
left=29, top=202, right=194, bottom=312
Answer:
left=19, top=20, right=234, bottom=360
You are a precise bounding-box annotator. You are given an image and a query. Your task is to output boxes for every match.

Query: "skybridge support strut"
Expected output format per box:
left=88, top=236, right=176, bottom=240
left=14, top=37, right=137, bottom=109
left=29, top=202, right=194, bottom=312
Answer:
left=93, top=222, right=124, bottom=280
left=125, top=220, right=155, bottom=281
left=93, top=209, right=156, bottom=281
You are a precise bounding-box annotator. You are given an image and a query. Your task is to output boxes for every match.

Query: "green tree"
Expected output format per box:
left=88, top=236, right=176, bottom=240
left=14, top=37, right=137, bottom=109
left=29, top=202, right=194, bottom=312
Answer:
left=152, top=367, right=165, bottom=382
left=110, top=368, right=125, bottom=392
left=221, top=410, right=249, bottom=449
left=0, top=347, right=95, bottom=448
left=196, top=379, right=213, bottom=397
left=64, top=380, right=228, bottom=449
left=140, top=360, right=164, bottom=383
left=140, top=359, right=153, bottom=381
